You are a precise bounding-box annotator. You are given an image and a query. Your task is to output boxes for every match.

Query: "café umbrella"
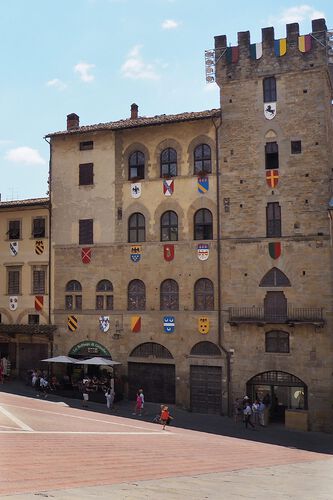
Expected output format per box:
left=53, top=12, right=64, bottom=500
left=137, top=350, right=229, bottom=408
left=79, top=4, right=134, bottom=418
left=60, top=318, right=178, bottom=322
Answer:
left=78, top=357, right=121, bottom=366
left=41, top=355, right=78, bottom=364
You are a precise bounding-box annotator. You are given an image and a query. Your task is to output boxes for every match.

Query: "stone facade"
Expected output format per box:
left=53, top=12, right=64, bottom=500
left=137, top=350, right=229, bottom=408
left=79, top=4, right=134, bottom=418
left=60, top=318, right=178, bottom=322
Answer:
left=214, top=19, right=333, bottom=431
left=48, top=110, right=228, bottom=411
left=0, top=198, right=53, bottom=377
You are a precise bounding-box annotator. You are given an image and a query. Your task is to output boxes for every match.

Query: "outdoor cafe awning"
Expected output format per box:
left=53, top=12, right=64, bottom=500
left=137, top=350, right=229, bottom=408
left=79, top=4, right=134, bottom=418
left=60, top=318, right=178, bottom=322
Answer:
left=41, top=355, right=121, bottom=366
left=42, top=356, right=78, bottom=364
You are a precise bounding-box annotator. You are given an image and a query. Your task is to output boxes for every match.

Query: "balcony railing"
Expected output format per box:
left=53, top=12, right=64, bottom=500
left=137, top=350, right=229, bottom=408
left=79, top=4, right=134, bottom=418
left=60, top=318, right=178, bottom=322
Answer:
left=228, top=307, right=324, bottom=325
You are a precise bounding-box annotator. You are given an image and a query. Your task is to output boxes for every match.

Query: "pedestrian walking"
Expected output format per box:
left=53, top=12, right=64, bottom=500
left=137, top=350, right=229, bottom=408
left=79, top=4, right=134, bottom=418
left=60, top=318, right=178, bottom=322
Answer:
left=252, top=399, right=260, bottom=426
left=258, top=400, right=266, bottom=426
left=132, top=392, right=143, bottom=416
left=139, top=388, right=144, bottom=412
left=160, top=405, right=173, bottom=430
left=105, top=387, right=115, bottom=410
left=243, top=401, right=255, bottom=429
left=39, top=376, right=49, bottom=398
left=82, top=381, right=89, bottom=408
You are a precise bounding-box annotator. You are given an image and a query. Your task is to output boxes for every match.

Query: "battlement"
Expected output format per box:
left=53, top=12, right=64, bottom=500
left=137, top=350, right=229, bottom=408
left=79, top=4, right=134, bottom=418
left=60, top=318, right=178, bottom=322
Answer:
left=213, top=19, right=329, bottom=80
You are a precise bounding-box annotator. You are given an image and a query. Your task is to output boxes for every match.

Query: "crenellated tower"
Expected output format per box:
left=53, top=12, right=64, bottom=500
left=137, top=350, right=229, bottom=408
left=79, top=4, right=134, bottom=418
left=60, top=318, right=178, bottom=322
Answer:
left=213, top=18, right=333, bottom=432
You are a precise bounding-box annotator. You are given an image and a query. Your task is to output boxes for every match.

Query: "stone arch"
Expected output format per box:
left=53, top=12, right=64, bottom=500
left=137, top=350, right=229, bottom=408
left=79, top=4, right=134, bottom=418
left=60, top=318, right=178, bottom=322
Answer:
left=259, top=267, right=291, bottom=287
left=129, top=342, right=174, bottom=359
left=0, top=308, right=14, bottom=324
left=122, top=142, right=151, bottom=180
left=17, top=309, right=49, bottom=324
left=187, top=198, right=217, bottom=242
left=265, top=129, right=277, bottom=140
left=153, top=200, right=185, bottom=241
left=154, top=138, right=183, bottom=178
left=187, top=135, right=216, bottom=176
left=190, top=341, right=221, bottom=356
left=123, top=202, right=151, bottom=241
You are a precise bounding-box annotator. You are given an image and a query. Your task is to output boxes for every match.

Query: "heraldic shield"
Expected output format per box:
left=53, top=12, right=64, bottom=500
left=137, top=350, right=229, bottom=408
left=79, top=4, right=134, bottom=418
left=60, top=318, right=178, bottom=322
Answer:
left=9, top=296, right=18, bottom=311
left=99, top=316, right=110, bottom=333
left=131, top=183, right=141, bottom=198
left=35, top=240, right=44, bottom=255
left=264, top=102, right=277, bottom=120
left=197, top=244, right=209, bottom=261
left=9, top=241, right=18, bottom=256
left=131, top=315, right=141, bottom=332
left=268, top=242, right=281, bottom=259
left=163, top=179, right=174, bottom=196
left=198, top=317, right=209, bottom=334
left=35, top=296, right=44, bottom=312
left=163, top=316, right=175, bottom=333
left=164, top=244, right=174, bottom=261
left=81, top=247, right=91, bottom=264
left=130, top=245, right=141, bottom=263
left=68, top=315, right=78, bottom=332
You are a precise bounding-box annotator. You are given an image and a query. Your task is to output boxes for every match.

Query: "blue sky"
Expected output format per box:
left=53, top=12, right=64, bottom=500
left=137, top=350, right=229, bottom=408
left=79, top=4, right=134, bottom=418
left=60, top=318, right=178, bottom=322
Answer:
left=0, top=0, right=331, bottom=200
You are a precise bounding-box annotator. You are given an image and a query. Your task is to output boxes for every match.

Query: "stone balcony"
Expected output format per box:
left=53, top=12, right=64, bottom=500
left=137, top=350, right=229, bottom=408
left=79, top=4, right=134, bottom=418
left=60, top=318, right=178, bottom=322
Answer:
left=228, top=306, right=324, bottom=326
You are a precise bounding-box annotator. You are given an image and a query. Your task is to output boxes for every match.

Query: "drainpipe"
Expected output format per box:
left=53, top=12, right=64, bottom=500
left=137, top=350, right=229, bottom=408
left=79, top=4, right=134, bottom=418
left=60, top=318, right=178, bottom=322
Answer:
left=212, top=113, right=232, bottom=418
left=44, top=137, right=53, bottom=358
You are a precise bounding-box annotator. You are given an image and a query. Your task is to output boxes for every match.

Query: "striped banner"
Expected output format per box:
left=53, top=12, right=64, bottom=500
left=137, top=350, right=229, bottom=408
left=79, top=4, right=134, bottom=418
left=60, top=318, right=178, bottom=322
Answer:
left=226, top=46, right=239, bottom=63
left=35, top=295, right=44, bottom=312
left=68, top=315, right=78, bottom=332
left=274, top=38, right=287, bottom=57
left=131, top=315, right=141, bottom=333
left=250, top=42, right=263, bottom=60
left=298, top=34, right=312, bottom=53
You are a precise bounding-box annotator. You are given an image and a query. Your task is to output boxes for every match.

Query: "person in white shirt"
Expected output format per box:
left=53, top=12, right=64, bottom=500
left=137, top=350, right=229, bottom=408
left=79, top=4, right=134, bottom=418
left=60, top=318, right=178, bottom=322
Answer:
left=243, top=402, right=255, bottom=429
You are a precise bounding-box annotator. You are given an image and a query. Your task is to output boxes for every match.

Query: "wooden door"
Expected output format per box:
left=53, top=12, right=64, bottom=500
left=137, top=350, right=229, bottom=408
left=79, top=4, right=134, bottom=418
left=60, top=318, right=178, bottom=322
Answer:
left=264, top=291, right=287, bottom=322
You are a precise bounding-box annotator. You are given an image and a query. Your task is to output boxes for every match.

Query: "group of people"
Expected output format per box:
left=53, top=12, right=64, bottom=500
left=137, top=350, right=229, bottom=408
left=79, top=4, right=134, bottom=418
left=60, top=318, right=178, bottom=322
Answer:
left=234, top=395, right=268, bottom=429
left=132, top=389, right=173, bottom=430
left=81, top=375, right=115, bottom=409
left=29, top=369, right=60, bottom=398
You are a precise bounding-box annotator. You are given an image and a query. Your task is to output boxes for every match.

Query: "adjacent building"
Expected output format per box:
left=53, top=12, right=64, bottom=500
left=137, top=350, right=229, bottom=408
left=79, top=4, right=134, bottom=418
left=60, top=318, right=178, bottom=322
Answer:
left=0, top=198, right=54, bottom=377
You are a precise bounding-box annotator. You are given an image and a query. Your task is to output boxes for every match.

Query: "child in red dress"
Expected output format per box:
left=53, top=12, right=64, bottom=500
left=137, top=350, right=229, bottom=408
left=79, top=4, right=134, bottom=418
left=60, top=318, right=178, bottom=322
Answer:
left=160, top=405, right=172, bottom=430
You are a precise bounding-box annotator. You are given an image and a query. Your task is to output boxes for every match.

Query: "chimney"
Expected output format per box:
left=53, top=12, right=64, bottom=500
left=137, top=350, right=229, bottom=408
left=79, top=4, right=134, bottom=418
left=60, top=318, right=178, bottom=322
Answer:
left=130, top=103, right=138, bottom=120
left=67, top=113, right=80, bottom=130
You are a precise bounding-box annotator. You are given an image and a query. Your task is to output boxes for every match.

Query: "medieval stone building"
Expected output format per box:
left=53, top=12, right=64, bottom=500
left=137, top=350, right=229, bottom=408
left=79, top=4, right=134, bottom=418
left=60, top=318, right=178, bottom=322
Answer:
left=214, top=18, right=333, bottom=431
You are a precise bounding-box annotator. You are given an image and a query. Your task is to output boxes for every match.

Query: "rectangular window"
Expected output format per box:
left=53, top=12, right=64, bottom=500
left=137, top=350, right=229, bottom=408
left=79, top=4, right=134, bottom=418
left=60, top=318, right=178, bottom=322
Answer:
left=32, top=217, right=46, bottom=238
left=266, top=202, right=281, bottom=237
left=7, top=268, right=20, bottom=294
left=75, top=295, right=82, bottom=310
left=8, top=220, right=21, bottom=240
left=265, top=142, right=279, bottom=169
left=291, top=140, right=302, bottom=154
left=96, top=295, right=104, bottom=310
left=79, top=140, right=94, bottom=151
left=263, top=77, right=277, bottom=103
left=79, top=219, right=93, bottom=244
left=32, top=267, right=46, bottom=294
left=79, top=163, right=94, bottom=185
left=65, top=295, right=73, bottom=310
left=28, top=314, right=40, bottom=325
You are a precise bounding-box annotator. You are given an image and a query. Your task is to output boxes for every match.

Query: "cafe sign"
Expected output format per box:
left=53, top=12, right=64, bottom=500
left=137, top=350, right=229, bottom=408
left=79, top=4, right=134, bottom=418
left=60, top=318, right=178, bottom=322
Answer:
left=68, top=341, right=111, bottom=358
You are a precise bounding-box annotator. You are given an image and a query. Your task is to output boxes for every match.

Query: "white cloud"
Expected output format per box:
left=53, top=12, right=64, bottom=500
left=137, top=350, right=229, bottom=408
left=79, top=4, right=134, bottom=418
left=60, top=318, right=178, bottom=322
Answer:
left=5, top=147, right=46, bottom=166
left=162, top=19, right=180, bottom=30
left=278, top=5, right=325, bottom=24
left=121, top=45, right=160, bottom=80
left=74, top=62, right=95, bottom=82
left=46, top=78, right=67, bottom=91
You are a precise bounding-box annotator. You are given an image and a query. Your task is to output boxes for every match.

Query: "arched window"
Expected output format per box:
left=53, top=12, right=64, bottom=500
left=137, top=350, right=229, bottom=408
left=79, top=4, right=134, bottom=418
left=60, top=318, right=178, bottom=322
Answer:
left=194, top=278, right=214, bottom=310
left=128, top=213, right=145, bottom=243
left=96, top=280, right=113, bottom=310
left=194, top=144, right=212, bottom=174
left=263, top=76, right=277, bottom=103
left=129, top=151, right=145, bottom=180
left=265, top=331, right=290, bottom=353
left=194, top=209, right=213, bottom=240
left=130, top=342, right=173, bottom=359
left=160, top=148, right=177, bottom=177
left=65, top=280, right=82, bottom=310
left=161, top=211, right=178, bottom=241
left=190, top=341, right=221, bottom=356
left=160, top=279, right=179, bottom=310
left=260, top=268, right=291, bottom=287
left=128, top=280, right=146, bottom=310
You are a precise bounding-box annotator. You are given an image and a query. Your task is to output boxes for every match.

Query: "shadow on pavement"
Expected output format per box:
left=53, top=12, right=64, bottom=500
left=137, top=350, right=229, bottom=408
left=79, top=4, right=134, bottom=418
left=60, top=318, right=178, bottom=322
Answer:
left=1, top=381, right=333, bottom=456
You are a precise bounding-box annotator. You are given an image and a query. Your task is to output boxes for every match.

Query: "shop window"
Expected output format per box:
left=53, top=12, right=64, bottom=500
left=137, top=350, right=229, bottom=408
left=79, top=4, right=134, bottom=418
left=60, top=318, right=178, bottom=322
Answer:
left=161, top=211, right=178, bottom=241
left=194, top=209, right=213, bottom=240
left=194, top=278, right=214, bottom=310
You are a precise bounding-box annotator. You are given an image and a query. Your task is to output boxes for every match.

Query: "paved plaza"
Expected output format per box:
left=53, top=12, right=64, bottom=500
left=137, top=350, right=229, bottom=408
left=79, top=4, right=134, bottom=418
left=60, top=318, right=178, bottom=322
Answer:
left=0, top=389, right=333, bottom=499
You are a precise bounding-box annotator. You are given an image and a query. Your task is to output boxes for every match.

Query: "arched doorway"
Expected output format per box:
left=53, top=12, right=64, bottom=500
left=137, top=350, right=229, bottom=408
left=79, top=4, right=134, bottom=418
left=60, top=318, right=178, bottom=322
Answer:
left=247, top=371, right=307, bottom=422
left=190, top=341, right=222, bottom=415
left=128, top=342, right=175, bottom=403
